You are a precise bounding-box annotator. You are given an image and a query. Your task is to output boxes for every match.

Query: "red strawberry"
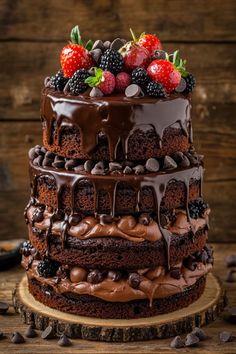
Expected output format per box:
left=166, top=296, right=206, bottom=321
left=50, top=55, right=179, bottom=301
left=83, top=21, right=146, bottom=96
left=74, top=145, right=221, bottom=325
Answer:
left=147, top=59, right=181, bottom=93
left=115, top=72, right=131, bottom=92
left=138, top=34, right=162, bottom=56
left=85, top=68, right=115, bottom=95
left=60, top=26, right=94, bottom=77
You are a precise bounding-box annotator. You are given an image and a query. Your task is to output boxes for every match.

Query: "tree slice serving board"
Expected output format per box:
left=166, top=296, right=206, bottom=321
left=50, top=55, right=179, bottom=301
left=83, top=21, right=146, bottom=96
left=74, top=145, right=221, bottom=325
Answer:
left=13, top=274, right=226, bottom=342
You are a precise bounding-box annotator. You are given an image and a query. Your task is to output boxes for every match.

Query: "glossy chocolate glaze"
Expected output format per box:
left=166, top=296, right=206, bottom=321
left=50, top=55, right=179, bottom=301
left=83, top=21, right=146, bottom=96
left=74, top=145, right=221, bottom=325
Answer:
left=41, top=88, right=192, bottom=160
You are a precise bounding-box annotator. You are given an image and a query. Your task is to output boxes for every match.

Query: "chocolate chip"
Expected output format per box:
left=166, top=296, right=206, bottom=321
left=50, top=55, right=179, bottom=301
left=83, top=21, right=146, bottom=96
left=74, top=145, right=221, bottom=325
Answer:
left=123, top=166, right=132, bottom=174
left=179, top=154, right=190, bottom=167
left=191, top=327, right=208, bottom=341
left=41, top=147, right=47, bottom=153
left=139, top=213, right=151, bottom=226
left=100, top=214, right=113, bottom=225
left=89, top=87, right=104, bottom=97
left=185, top=333, right=199, bottom=347
left=35, top=147, right=44, bottom=156
left=226, top=270, right=236, bottom=282
left=175, top=77, right=187, bottom=93
left=185, top=151, right=200, bottom=165
left=0, top=301, right=9, bottom=314
left=163, top=156, right=177, bottom=170
left=84, top=160, right=94, bottom=172
left=88, top=67, right=96, bottom=76
left=74, top=164, right=84, bottom=173
left=225, top=254, right=236, bottom=267
left=103, top=40, right=111, bottom=49
left=41, top=325, right=55, bottom=339
left=111, top=38, right=124, bottom=51
left=152, top=50, right=166, bottom=60
left=219, top=331, right=233, bottom=343
left=65, top=159, right=78, bottom=170
left=87, top=270, right=104, bottom=284
left=109, top=162, right=122, bottom=172
left=11, top=332, right=25, bottom=344
left=57, top=334, right=72, bottom=347
left=92, top=39, right=105, bottom=52
left=125, top=84, right=142, bottom=98
left=54, top=155, right=64, bottom=161
left=170, top=335, right=185, bottom=348
left=145, top=158, right=160, bottom=172
left=172, top=151, right=190, bottom=167
left=33, top=155, right=43, bottom=166
left=107, top=270, right=122, bottom=282
left=170, top=267, right=181, bottom=280
left=128, top=273, right=141, bottom=289
left=91, top=162, right=105, bottom=175
left=28, top=147, right=37, bottom=160
left=42, top=157, right=54, bottom=167
left=45, top=151, right=55, bottom=159
left=90, top=49, right=102, bottom=64
left=133, top=164, right=145, bottom=175
left=52, top=160, right=65, bottom=169
left=25, top=324, right=37, bottom=338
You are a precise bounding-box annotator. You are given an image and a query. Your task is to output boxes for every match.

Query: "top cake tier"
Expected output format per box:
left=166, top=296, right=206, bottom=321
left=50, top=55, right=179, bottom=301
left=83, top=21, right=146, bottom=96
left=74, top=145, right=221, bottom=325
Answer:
left=41, top=88, right=192, bottom=161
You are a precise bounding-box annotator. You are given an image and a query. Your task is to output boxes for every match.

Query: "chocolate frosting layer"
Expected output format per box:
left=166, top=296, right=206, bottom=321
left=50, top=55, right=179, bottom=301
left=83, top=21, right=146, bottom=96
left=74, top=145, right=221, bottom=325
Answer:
left=41, top=88, right=192, bottom=160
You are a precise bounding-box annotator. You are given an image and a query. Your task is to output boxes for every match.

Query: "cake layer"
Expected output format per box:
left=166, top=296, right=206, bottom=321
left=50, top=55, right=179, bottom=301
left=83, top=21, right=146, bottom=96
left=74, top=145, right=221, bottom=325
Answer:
left=41, top=88, right=192, bottom=161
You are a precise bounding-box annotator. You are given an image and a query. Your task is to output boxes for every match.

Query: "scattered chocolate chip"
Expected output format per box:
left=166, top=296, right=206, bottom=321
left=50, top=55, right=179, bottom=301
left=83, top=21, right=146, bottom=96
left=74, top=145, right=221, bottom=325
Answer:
left=42, top=157, right=54, bottom=167
left=33, top=155, right=43, bottom=166
left=145, top=158, right=160, bottom=172
left=152, top=50, right=166, bottom=60
left=128, top=273, right=141, bottom=289
left=170, top=335, right=185, bottom=348
left=28, top=147, right=37, bottom=160
left=123, top=166, right=132, bottom=174
left=185, top=333, right=199, bottom=347
left=219, top=331, right=233, bottom=343
left=139, top=213, right=151, bottom=226
left=107, top=270, right=122, bottom=282
left=87, top=270, right=104, bottom=284
left=103, top=40, right=111, bottom=49
left=0, top=301, right=9, bottom=314
left=89, top=86, right=104, bottom=98
left=100, top=214, right=113, bottom=225
left=84, top=160, right=94, bottom=172
left=225, top=254, right=236, bottom=267
left=191, top=327, right=208, bottom=341
left=221, top=307, right=236, bottom=324
left=90, top=48, right=102, bottom=64
left=57, top=334, right=72, bottom=347
left=91, top=161, right=105, bottom=175
left=25, top=324, right=37, bottom=338
left=11, top=331, right=25, bottom=344
left=52, top=160, right=65, bottom=169
left=175, top=77, right=187, bottom=93
left=109, top=162, right=122, bottom=172
left=226, top=270, right=236, bottom=282
left=163, top=155, right=178, bottom=170
left=111, top=38, right=124, bottom=51
left=92, top=39, right=105, bottom=52
left=133, top=164, right=145, bottom=175
left=170, top=267, right=181, bottom=280
left=125, top=84, right=142, bottom=98
left=41, top=325, right=55, bottom=340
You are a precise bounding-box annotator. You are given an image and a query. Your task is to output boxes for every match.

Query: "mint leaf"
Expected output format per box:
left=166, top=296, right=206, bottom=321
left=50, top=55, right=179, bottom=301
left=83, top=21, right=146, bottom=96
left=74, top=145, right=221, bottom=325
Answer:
left=84, top=68, right=104, bottom=87
left=70, top=25, right=83, bottom=45
left=85, top=39, right=94, bottom=51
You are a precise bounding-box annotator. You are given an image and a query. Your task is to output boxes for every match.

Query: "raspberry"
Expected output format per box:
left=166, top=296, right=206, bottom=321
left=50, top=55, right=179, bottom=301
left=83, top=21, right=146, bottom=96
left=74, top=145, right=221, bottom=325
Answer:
left=115, top=72, right=131, bottom=93
left=183, top=74, right=196, bottom=94
left=99, top=49, right=123, bottom=75
left=21, top=241, right=34, bottom=257
left=98, top=71, right=115, bottom=94
left=188, top=199, right=209, bottom=219
left=68, top=69, right=90, bottom=95
left=131, top=68, right=150, bottom=88
left=50, top=70, right=69, bottom=91
left=146, top=81, right=166, bottom=98
left=37, top=258, right=59, bottom=278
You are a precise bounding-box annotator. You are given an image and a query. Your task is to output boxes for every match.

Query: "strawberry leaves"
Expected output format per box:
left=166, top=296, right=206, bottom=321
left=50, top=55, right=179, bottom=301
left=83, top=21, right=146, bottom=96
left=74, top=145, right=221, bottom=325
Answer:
left=70, top=25, right=94, bottom=50
left=167, top=50, right=188, bottom=77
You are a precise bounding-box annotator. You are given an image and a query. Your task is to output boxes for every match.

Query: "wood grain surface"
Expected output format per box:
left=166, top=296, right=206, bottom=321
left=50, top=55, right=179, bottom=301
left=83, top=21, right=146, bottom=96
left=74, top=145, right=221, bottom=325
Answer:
left=0, top=0, right=236, bottom=241
left=0, top=243, right=235, bottom=353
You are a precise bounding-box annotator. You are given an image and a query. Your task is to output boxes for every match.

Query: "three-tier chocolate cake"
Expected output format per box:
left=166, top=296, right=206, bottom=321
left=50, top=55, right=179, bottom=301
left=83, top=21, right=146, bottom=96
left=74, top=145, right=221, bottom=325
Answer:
left=21, top=27, right=213, bottom=319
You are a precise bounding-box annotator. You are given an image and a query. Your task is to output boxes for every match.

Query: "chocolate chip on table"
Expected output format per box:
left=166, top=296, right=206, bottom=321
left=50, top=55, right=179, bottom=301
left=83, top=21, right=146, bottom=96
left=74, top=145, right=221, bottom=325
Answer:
left=169, top=267, right=181, bottom=280
left=225, top=254, right=236, bottom=267
left=11, top=331, right=25, bottom=344
left=107, top=270, right=122, bottom=282
left=57, top=334, right=72, bottom=347
left=145, top=158, right=160, bottom=172
left=0, top=301, right=9, bottom=315
left=170, top=335, right=185, bottom=348
left=128, top=273, right=141, bottom=289
left=191, top=327, right=208, bottom=341
left=111, top=38, right=125, bottom=51
left=87, top=270, right=104, bottom=284
left=25, top=324, right=37, bottom=338
left=163, top=155, right=178, bottom=170
left=185, top=333, right=200, bottom=347
left=133, top=164, right=145, bottom=175
left=123, top=165, right=132, bottom=174
left=125, top=84, right=142, bottom=98
left=139, top=213, right=151, bottom=226
left=219, top=331, right=233, bottom=343
left=226, top=270, right=236, bottom=282
left=84, top=160, right=94, bottom=172
left=41, top=325, right=55, bottom=339
left=90, top=87, right=104, bottom=97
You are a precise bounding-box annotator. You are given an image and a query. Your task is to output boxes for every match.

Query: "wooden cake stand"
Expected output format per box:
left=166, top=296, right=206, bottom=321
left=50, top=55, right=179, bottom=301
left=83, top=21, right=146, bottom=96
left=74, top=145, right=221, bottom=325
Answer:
left=13, top=273, right=226, bottom=342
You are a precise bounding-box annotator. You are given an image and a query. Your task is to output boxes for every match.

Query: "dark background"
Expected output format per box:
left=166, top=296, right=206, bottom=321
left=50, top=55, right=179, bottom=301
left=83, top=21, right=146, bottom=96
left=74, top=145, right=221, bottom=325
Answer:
left=0, top=0, right=235, bottom=242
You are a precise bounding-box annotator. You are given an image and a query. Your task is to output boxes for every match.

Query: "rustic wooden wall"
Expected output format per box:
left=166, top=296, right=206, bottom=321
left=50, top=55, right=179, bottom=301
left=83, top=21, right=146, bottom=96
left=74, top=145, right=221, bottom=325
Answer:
left=0, top=0, right=235, bottom=242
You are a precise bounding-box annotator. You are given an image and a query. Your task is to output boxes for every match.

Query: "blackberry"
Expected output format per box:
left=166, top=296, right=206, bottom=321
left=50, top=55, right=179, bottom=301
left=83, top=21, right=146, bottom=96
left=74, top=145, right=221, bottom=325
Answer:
left=50, top=70, right=69, bottom=91
left=146, top=81, right=166, bottom=98
left=68, top=69, right=90, bottom=95
left=188, top=199, right=209, bottom=219
left=183, top=74, right=196, bottom=94
left=99, top=49, right=123, bottom=75
left=37, top=258, right=59, bottom=278
left=21, top=241, right=34, bottom=256
left=131, top=68, right=150, bottom=88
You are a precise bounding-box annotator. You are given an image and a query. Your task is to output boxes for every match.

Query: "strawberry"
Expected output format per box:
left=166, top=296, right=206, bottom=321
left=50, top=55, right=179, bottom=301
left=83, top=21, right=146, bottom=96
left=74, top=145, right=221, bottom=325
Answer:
left=115, top=72, right=131, bottom=92
left=85, top=68, right=115, bottom=95
left=60, top=25, right=94, bottom=78
left=138, top=34, right=162, bottom=56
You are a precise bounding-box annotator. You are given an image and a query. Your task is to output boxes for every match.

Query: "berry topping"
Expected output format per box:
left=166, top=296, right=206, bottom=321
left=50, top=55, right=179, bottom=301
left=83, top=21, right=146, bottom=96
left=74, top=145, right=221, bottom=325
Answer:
left=182, top=73, right=196, bottom=94
left=85, top=68, right=115, bottom=95
left=37, top=258, right=59, bottom=278
left=146, top=81, right=166, bottom=98
left=131, top=67, right=150, bottom=88
left=21, top=241, right=34, bottom=257
left=115, top=72, right=131, bottom=92
left=60, top=26, right=94, bottom=77
left=99, top=48, right=123, bottom=75
left=138, top=33, right=162, bottom=55
left=188, top=199, right=209, bottom=219
left=68, top=69, right=90, bottom=95
left=50, top=70, right=69, bottom=91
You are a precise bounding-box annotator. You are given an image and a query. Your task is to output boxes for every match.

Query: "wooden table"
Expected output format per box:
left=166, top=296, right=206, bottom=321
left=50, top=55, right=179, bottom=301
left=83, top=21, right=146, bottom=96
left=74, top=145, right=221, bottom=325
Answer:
left=0, top=243, right=235, bottom=354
